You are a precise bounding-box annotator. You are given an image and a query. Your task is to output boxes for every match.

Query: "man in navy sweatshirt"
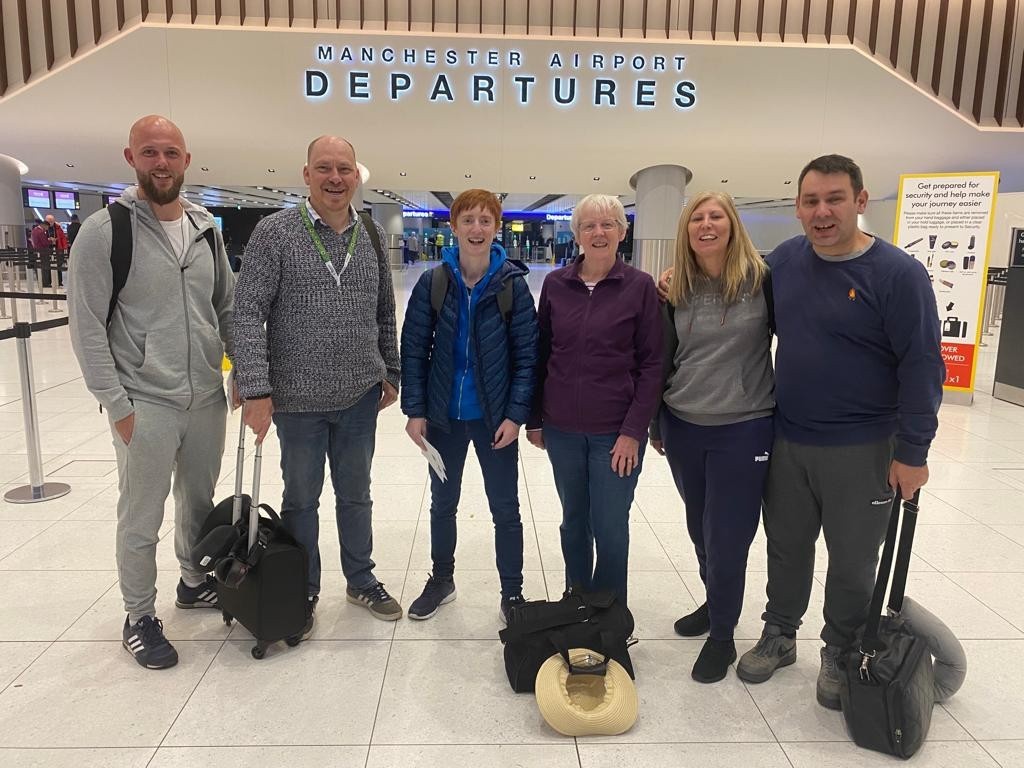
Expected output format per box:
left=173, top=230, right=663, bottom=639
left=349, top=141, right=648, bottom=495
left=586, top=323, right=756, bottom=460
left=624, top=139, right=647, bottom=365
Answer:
left=735, top=155, right=944, bottom=710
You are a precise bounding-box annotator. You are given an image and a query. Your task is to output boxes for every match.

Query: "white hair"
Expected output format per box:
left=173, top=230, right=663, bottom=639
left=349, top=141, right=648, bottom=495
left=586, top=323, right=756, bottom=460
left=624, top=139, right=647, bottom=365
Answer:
left=570, top=194, right=628, bottom=238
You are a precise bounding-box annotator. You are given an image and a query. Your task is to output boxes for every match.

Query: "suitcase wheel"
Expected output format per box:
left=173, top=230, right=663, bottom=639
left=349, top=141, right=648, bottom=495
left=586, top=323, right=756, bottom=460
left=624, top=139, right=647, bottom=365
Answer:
left=286, top=635, right=301, bottom=647
left=251, top=644, right=266, bottom=660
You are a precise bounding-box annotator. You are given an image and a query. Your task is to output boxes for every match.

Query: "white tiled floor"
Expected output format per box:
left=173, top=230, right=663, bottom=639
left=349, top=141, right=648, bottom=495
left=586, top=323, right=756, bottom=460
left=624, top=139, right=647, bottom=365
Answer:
left=1, top=264, right=1023, bottom=767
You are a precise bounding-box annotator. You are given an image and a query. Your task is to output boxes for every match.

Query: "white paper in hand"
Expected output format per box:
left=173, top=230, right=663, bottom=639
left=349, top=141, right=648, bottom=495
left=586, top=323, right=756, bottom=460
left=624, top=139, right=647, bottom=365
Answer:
left=420, top=437, right=448, bottom=482
left=225, top=368, right=240, bottom=413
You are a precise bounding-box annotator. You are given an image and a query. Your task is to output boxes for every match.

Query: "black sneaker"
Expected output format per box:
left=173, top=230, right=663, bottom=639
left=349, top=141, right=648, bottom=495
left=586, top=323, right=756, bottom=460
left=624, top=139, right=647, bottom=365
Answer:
left=175, top=575, right=219, bottom=609
left=122, top=615, right=178, bottom=670
left=301, top=595, right=319, bottom=641
left=346, top=582, right=404, bottom=621
left=674, top=602, right=710, bottom=637
left=691, top=638, right=737, bottom=683
left=499, top=594, right=526, bottom=625
left=408, top=576, right=456, bottom=620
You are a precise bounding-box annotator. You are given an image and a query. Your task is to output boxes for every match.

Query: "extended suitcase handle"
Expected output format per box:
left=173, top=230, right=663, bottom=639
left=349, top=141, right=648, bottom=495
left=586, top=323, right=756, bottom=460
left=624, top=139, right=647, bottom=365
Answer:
left=234, top=412, right=265, bottom=552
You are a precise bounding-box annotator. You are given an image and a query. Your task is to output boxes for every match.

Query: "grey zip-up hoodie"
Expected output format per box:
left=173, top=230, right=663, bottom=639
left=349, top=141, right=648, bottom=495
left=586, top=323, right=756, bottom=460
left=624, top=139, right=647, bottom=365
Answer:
left=68, top=187, right=234, bottom=422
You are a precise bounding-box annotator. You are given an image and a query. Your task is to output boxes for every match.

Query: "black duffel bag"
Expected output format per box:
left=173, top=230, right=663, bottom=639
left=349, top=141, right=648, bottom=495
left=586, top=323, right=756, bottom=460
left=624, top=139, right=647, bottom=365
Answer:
left=840, top=489, right=935, bottom=760
left=497, top=587, right=634, bottom=693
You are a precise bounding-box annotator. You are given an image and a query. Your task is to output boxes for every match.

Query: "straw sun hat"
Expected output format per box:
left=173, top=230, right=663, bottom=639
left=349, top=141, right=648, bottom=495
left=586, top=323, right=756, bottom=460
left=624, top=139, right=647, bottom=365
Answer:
left=534, top=648, right=638, bottom=736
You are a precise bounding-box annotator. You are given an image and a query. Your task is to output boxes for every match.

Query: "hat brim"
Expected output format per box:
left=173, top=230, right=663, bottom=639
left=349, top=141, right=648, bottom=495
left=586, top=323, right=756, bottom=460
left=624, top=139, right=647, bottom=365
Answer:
left=535, top=648, right=638, bottom=736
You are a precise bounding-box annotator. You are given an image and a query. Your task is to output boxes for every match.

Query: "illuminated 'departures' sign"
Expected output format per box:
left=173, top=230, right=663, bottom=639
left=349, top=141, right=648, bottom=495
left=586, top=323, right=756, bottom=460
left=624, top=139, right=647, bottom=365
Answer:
left=304, top=44, right=698, bottom=110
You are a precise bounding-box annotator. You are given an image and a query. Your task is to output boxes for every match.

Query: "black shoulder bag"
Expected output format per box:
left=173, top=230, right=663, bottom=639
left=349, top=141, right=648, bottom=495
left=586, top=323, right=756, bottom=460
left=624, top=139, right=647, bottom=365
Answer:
left=497, top=587, right=635, bottom=693
left=840, top=489, right=935, bottom=759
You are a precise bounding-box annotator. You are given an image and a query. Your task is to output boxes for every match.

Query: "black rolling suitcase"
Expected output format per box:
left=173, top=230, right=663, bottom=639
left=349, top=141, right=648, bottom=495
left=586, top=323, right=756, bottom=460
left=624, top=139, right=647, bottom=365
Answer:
left=198, top=421, right=309, bottom=659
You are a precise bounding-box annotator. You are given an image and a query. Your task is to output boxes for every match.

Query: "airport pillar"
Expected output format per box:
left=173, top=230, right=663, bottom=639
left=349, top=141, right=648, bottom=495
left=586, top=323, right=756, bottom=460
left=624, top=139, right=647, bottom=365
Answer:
left=628, top=164, right=691, bottom=279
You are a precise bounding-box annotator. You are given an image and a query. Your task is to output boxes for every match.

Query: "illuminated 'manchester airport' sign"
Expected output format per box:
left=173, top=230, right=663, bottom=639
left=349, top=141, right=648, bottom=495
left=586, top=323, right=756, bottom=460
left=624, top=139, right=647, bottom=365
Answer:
left=304, top=44, right=698, bottom=110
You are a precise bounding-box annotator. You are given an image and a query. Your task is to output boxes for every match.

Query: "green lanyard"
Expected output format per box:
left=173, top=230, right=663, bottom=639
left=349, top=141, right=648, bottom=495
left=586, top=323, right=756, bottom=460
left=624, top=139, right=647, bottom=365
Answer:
left=299, top=201, right=361, bottom=285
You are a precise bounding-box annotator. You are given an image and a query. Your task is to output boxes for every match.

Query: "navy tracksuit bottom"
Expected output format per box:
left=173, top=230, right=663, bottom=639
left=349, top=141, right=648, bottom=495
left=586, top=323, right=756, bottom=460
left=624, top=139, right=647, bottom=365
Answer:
left=659, top=410, right=774, bottom=641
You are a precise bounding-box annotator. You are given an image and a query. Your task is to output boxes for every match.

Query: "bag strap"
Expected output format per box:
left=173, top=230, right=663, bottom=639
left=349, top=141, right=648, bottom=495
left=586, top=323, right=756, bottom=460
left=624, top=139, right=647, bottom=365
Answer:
left=105, top=204, right=219, bottom=327
left=430, top=265, right=448, bottom=315
left=763, top=266, right=775, bottom=335
left=496, top=279, right=514, bottom=323
left=359, top=211, right=384, bottom=261
left=887, top=491, right=920, bottom=614
left=106, top=203, right=132, bottom=326
left=861, top=488, right=920, bottom=654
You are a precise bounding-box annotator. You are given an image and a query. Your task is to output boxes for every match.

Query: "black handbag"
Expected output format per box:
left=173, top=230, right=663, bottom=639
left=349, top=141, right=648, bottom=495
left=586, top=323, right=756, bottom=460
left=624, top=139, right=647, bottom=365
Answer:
left=840, top=489, right=935, bottom=759
left=497, top=588, right=635, bottom=693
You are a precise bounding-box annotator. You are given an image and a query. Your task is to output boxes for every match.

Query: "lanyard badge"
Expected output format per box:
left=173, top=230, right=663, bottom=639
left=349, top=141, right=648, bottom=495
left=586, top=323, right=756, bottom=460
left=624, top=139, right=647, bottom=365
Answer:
left=299, top=202, right=361, bottom=286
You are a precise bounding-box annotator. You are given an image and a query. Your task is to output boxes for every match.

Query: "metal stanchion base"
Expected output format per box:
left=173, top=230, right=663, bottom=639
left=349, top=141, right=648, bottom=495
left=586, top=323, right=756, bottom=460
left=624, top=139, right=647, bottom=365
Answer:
left=4, top=482, right=72, bottom=504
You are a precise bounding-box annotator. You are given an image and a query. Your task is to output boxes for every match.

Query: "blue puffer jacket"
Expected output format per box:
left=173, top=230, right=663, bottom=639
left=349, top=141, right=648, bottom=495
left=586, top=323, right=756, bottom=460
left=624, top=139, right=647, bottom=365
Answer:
left=400, top=249, right=539, bottom=434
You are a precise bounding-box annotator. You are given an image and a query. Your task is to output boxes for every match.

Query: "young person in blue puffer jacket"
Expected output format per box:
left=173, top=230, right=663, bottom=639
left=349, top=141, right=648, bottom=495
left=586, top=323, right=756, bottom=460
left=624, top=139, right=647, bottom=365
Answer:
left=400, top=189, right=539, bottom=624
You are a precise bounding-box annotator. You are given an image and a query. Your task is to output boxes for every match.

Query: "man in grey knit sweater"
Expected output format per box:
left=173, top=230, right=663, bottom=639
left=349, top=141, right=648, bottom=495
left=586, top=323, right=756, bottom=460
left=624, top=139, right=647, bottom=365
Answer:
left=233, top=136, right=403, bottom=629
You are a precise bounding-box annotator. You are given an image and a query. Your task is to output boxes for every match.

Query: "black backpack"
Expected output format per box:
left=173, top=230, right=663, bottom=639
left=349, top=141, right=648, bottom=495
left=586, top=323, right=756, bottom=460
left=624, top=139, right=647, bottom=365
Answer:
left=429, top=264, right=514, bottom=322
left=104, top=202, right=217, bottom=326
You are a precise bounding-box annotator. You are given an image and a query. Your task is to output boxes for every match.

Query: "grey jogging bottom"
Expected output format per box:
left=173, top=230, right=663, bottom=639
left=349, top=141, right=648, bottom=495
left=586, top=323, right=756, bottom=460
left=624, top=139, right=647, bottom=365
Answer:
left=760, top=436, right=896, bottom=647
left=110, top=396, right=227, bottom=623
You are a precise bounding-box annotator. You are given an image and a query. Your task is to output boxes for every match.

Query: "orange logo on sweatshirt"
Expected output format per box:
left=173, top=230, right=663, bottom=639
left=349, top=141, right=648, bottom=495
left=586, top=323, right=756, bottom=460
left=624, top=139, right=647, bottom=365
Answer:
left=848, top=288, right=856, bottom=301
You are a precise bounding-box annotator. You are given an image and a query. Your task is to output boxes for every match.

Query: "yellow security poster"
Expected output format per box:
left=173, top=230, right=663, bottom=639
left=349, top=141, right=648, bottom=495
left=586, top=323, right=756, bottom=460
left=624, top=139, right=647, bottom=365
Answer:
left=893, top=172, right=999, bottom=400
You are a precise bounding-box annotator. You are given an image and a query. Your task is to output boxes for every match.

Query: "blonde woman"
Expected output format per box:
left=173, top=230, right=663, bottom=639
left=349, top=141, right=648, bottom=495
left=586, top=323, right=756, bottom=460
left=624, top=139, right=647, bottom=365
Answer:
left=650, top=192, right=774, bottom=683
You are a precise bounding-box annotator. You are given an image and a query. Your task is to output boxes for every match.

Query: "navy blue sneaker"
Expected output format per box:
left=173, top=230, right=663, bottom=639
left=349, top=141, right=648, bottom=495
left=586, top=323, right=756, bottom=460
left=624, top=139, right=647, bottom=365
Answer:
left=408, top=576, right=456, bottom=620
left=175, top=575, right=219, bottom=609
left=301, top=595, right=319, bottom=640
left=122, top=615, right=178, bottom=669
left=499, top=594, right=526, bottom=625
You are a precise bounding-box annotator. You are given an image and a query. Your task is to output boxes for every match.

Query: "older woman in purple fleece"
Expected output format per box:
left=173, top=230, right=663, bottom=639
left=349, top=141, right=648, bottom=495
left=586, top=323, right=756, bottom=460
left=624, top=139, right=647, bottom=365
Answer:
left=526, top=193, right=663, bottom=607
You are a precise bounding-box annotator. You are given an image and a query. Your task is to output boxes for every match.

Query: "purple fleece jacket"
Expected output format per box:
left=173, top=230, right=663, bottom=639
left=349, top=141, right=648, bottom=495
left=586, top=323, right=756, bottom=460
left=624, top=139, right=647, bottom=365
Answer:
left=528, top=257, right=663, bottom=440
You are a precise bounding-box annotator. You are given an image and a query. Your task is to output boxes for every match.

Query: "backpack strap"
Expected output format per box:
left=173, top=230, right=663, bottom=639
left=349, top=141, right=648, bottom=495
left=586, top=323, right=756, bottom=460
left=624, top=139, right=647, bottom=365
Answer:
left=358, top=211, right=384, bottom=261
left=430, top=265, right=448, bottom=315
left=106, top=205, right=221, bottom=327
left=496, top=279, right=514, bottom=323
left=763, top=266, right=775, bottom=335
left=106, top=203, right=132, bottom=326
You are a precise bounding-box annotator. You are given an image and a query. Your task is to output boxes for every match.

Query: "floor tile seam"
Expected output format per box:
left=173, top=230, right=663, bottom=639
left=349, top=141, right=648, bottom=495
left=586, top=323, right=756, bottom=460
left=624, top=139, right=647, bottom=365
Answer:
left=976, top=740, right=1009, bottom=768
left=521, top=477, right=555, bottom=599
left=0, top=517, right=66, bottom=564
left=920, top=571, right=1024, bottom=636
left=738, top=678, right=787, bottom=750
left=152, top=636, right=232, bottom=754
left=52, top=573, right=122, bottom=642
left=0, top=638, right=55, bottom=696
left=937, top=700, right=984, bottom=743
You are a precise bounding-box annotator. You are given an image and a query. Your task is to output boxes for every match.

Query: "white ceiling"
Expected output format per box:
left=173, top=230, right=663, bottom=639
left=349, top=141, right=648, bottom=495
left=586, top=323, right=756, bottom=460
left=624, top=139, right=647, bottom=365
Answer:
left=2, top=26, right=1023, bottom=205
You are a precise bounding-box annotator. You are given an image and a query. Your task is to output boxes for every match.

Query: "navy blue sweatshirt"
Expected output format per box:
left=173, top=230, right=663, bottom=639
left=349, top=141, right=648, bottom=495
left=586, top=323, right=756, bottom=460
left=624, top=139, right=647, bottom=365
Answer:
left=768, top=235, right=944, bottom=466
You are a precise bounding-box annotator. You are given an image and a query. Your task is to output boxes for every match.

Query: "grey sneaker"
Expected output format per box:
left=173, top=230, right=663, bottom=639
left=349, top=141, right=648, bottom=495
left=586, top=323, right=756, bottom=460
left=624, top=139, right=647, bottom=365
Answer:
left=817, top=645, right=844, bottom=710
left=736, top=624, right=797, bottom=683
left=347, top=582, right=404, bottom=621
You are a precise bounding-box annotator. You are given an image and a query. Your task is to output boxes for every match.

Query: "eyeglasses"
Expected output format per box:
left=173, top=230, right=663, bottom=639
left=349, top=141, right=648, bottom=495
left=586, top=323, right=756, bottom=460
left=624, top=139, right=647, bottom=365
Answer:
left=580, top=220, right=620, bottom=233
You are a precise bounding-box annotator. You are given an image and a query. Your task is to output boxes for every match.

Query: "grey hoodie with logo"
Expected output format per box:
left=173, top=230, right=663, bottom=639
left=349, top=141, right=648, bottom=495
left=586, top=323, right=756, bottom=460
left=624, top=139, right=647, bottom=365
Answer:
left=68, top=187, right=234, bottom=422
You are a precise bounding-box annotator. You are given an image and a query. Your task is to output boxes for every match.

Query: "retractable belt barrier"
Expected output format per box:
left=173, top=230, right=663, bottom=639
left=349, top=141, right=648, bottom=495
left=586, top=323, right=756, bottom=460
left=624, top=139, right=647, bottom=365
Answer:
left=0, top=249, right=72, bottom=503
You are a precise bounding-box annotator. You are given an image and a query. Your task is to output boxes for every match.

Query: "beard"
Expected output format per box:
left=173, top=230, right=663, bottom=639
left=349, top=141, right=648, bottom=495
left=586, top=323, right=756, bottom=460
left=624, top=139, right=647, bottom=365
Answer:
left=136, top=169, right=184, bottom=205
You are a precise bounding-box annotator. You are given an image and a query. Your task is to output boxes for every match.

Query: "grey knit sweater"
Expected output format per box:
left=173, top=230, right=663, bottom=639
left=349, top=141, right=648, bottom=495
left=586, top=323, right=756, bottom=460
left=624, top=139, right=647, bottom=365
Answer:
left=233, top=206, right=400, bottom=412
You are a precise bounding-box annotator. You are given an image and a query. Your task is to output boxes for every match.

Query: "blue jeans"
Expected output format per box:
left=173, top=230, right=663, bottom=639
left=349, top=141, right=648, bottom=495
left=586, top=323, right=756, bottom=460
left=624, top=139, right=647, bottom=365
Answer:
left=273, top=386, right=381, bottom=597
left=426, top=420, right=523, bottom=598
left=544, top=426, right=645, bottom=606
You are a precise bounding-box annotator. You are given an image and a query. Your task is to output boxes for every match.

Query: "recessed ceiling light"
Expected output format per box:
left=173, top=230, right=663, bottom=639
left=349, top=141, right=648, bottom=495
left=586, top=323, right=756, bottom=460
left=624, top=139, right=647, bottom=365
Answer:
left=201, top=167, right=209, bottom=171
left=593, top=177, right=600, bottom=181
left=783, top=180, right=792, bottom=185
left=399, top=171, right=407, bottom=177
left=65, top=163, right=75, bottom=167
left=267, top=168, right=276, bottom=173
left=720, top=179, right=728, bottom=183
left=529, top=175, right=537, bottom=180
left=465, top=174, right=472, bottom=179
